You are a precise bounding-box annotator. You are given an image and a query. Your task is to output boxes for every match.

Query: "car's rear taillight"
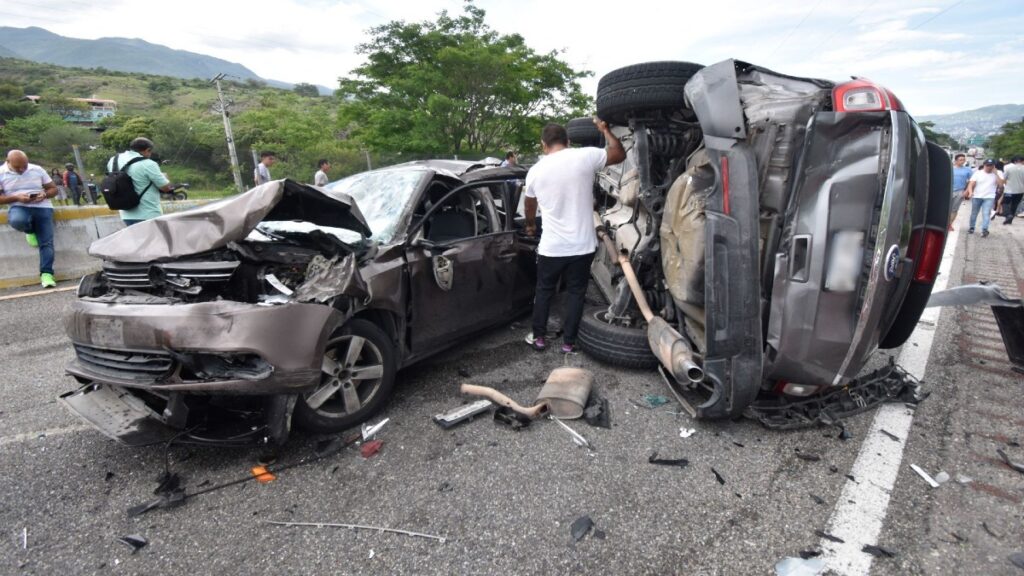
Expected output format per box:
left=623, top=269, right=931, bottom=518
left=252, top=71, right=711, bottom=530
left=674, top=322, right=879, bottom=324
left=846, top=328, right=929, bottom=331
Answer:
left=907, top=228, right=944, bottom=284
left=833, top=79, right=903, bottom=113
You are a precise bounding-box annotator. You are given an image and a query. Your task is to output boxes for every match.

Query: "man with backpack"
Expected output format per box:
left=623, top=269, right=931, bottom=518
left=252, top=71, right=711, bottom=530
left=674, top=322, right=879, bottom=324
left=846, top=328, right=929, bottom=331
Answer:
left=105, top=137, right=173, bottom=226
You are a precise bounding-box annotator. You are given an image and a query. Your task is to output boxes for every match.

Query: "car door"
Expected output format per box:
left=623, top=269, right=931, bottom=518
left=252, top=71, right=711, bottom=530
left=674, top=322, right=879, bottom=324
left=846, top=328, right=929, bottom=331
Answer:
left=404, top=181, right=517, bottom=355
left=489, top=178, right=538, bottom=314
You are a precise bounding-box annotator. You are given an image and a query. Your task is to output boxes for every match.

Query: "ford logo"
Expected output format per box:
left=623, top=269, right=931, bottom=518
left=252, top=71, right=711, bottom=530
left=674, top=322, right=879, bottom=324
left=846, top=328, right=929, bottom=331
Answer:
left=884, top=244, right=900, bottom=281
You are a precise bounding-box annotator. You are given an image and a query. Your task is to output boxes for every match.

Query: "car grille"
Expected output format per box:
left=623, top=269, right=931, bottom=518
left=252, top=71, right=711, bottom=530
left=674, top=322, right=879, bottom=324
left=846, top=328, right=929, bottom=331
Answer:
left=102, top=261, right=240, bottom=291
left=74, top=344, right=173, bottom=380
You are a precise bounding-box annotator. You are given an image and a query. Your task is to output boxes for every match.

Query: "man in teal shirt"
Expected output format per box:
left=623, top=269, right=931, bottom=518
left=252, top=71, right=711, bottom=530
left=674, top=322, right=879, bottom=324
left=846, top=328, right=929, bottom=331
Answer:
left=949, top=153, right=973, bottom=230
left=107, top=137, right=173, bottom=225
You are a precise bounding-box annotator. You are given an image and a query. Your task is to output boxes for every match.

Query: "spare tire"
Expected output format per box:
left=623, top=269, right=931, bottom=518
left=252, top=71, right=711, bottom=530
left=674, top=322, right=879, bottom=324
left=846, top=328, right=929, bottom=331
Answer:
left=596, top=61, right=704, bottom=126
left=578, top=306, right=658, bottom=369
left=566, top=117, right=604, bottom=147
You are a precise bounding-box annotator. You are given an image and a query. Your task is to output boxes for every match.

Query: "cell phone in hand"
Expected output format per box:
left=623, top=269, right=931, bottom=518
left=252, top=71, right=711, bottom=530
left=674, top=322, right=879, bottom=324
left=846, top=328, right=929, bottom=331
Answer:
left=28, top=192, right=42, bottom=199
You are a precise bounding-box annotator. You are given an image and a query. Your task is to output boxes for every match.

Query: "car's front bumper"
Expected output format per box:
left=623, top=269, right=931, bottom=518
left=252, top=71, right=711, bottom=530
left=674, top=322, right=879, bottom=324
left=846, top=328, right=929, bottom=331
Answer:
left=65, top=298, right=344, bottom=394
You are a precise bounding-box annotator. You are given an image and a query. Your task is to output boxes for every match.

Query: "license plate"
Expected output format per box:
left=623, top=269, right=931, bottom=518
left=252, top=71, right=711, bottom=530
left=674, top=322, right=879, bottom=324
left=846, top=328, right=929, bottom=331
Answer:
left=825, top=230, right=865, bottom=292
left=89, top=317, right=125, bottom=348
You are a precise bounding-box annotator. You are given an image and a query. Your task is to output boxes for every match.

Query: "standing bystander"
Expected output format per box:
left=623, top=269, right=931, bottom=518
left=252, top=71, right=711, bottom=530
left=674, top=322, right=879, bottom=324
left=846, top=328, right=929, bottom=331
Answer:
left=313, top=159, right=330, bottom=187
left=1001, top=156, right=1024, bottom=224
left=107, top=137, right=174, bottom=226
left=523, top=120, right=625, bottom=352
left=500, top=151, right=518, bottom=168
left=965, top=159, right=1005, bottom=237
left=0, top=150, right=60, bottom=287
left=950, top=153, right=972, bottom=229
left=63, top=163, right=86, bottom=206
left=254, top=151, right=276, bottom=186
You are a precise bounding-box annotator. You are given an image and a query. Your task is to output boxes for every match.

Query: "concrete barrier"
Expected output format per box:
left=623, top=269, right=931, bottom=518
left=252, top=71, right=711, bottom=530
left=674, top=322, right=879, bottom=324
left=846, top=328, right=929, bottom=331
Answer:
left=0, top=201, right=206, bottom=289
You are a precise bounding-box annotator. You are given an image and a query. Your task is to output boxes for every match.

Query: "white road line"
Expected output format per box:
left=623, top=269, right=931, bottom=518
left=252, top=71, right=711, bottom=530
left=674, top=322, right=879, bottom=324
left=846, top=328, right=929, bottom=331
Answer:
left=821, top=219, right=961, bottom=576
left=0, top=424, right=93, bottom=448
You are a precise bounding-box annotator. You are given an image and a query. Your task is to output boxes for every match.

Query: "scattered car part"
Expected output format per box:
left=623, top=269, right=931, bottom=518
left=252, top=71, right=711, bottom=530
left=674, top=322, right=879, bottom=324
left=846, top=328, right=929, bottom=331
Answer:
left=996, top=448, right=1024, bottom=475
left=810, top=494, right=825, bottom=505
left=644, top=394, right=669, bottom=408
left=265, top=520, right=447, bottom=543
left=535, top=367, right=594, bottom=419
left=250, top=466, right=276, bottom=483
left=117, top=535, right=148, bottom=554
left=360, top=439, right=383, bottom=458
left=711, top=467, right=726, bottom=485
left=861, top=544, right=896, bottom=558
left=799, top=550, right=822, bottom=560
left=566, top=117, right=604, bottom=148
left=433, top=400, right=493, bottom=429
left=1010, top=552, right=1024, bottom=570
left=361, top=418, right=389, bottom=440
left=774, top=557, right=825, bottom=576
left=648, top=452, right=689, bottom=467
left=582, top=395, right=611, bottom=429
left=795, top=450, right=821, bottom=462
left=679, top=428, right=696, bottom=438
left=493, top=406, right=532, bottom=430
left=815, top=530, right=845, bottom=544
left=570, top=515, right=594, bottom=543
left=59, top=384, right=178, bottom=446
left=910, top=464, right=940, bottom=488
left=983, top=522, right=1003, bottom=539
left=595, top=61, right=704, bottom=126
left=460, top=383, right=546, bottom=419
left=550, top=416, right=592, bottom=450
left=934, top=471, right=950, bottom=485
left=879, top=429, right=901, bottom=442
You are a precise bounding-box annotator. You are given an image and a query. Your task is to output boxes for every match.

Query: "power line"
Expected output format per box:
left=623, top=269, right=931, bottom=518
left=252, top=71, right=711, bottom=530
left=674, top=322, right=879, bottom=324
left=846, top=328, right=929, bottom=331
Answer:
left=768, top=0, right=826, bottom=60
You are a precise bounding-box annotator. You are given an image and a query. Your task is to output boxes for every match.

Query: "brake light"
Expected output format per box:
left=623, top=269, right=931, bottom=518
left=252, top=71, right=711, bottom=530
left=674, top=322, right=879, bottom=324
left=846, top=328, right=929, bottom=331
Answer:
left=910, top=228, right=944, bottom=283
left=721, top=156, right=730, bottom=215
left=833, top=79, right=903, bottom=113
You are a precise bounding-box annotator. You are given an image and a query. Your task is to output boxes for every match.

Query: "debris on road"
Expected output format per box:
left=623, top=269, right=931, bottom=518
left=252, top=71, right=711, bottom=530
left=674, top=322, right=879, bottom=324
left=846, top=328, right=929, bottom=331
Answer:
left=982, top=522, right=1003, bottom=539
left=679, top=428, right=696, bottom=438
left=996, top=448, right=1024, bottom=474
left=457, top=367, right=471, bottom=378
left=433, top=400, right=493, bottom=429
left=910, top=464, right=940, bottom=488
left=582, top=395, right=611, bottom=429
left=838, top=427, right=853, bottom=441
left=774, top=556, right=825, bottom=576
left=798, top=549, right=822, bottom=559
left=250, top=465, right=276, bottom=483
left=493, top=406, right=532, bottom=430
left=711, top=467, right=726, bottom=485
left=933, top=471, right=950, bottom=485
left=879, top=429, right=901, bottom=442
left=536, top=367, right=593, bottom=419
left=550, top=416, right=592, bottom=450
left=809, top=494, right=825, bottom=505
left=104, top=472, right=115, bottom=482
left=648, top=452, right=689, bottom=468
left=1008, top=551, right=1024, bottom=570
left=956, top=474, right=974, bottom=485
left=643, top=394, right=669, bottom=408
left=117, top=535, right=148, bottom=554
left=570, top=515, right=594, bottom=543
left=861, top=544, right=896, bottom=558
left=21, top=527, right=26, bottom=550
left=794, top=450, right=821, bottom=462
left=265, top=520, right=447, bottom=543
left=460, top=383, right=546, bottom=419
left=360, top=439, right=383, bottom=459
left=814, top=529, right=845, bottom=543
left=361, top=418, right=389, bottom=440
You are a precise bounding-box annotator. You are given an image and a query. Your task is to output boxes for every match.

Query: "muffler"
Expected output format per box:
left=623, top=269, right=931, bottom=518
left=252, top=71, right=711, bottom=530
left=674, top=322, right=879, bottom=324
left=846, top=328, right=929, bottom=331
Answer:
left=594, top=215, right=704, bottom=384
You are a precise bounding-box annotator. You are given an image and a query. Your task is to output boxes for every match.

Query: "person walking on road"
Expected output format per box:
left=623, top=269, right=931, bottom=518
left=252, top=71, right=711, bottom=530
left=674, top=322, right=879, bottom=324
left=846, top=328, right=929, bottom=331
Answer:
left=1001, top=156, right=1024, bottom=225
left=313, top=159, right=330, bottom=187
left=950, top=153, right=973, bottom=229
left=965, top=159, right=1005, bottom=237
left=63, top=163, right=86, bottom=206
left=254, top=151, right=276, bottom=186
left=523, top=120, right=625, bottom=353
left=0, top=150, right=60, bottom=287
left=108, top=137, right=174, bottom=226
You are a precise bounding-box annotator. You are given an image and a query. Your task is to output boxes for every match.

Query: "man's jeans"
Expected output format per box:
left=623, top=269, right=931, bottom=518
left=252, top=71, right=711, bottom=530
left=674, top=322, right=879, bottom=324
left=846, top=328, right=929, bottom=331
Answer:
left=7, top=206, right=55, bottom=274
left=968, top=197, right=995, bottom=232
left=532, top=252, right=595, bottom=345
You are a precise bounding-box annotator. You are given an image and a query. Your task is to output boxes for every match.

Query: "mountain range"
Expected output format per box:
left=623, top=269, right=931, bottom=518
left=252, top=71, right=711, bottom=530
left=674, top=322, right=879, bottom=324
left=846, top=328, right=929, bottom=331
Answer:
left=0, top=26, right=331, bottom=95
left=917, top=104, right=1024, bottom=144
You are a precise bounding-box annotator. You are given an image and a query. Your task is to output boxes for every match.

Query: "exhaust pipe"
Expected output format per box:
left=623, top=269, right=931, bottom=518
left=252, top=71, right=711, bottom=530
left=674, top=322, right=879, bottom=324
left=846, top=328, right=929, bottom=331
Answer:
left=594, top=215, right=704, bottom=384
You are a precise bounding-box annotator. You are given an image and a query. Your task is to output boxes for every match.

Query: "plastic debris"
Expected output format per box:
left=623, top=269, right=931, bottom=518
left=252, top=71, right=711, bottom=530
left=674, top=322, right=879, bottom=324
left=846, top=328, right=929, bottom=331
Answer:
left=810, top=494, right=825, bottom=505
left=648, top=452, right=689, bottom=468
left=434, top=400, right=492, bottom=429
left=361, top=418, right=389, bottom=441
left=251, top=466, right=276, bottom=484
left=934, top=471, right=950, bottom=485
left=643, top=394, right=669, bottom=407
left=550, top=416, right=592, bottom=450
left=679, top=428, right=696, bottom=438
left=799, top=550, right=822, bottom=559
left=570, top=515, right=594, bottom=542
left=118, top=535, right=148, bottom=554
left=996, top=448, right=1024, bottom=474
left=1008, top=551, right=1024, bottom=569
left=815, top=529, right=845, bottom=543
left=795, top=452, right=821, bottom=462
left=956, top=474, right=974, bottom=484
left=711, top=467, right=726, bottom=485
left=838, top=427, right=853, bottom=441
left=583, top=395, right=611, bottom=429
left=879, top=429, right=901, bottom=442
left=910, top=464, right=940, bottom=488
left=775, top=557, right=825, bottom=576
left=265, top=520, right=447, bottom=543
left=360, top=439, right=383, bottom=458
left=861, top=544, right=896, bottom=558
left=368, top=549, right=375, bottom=559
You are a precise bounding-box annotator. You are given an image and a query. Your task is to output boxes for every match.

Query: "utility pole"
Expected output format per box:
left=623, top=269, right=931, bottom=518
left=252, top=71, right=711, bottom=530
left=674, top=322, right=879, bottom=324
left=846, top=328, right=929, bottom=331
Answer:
left=363, top=149, right=372, bottom=171
left=211, top=73, right=244, bottom=194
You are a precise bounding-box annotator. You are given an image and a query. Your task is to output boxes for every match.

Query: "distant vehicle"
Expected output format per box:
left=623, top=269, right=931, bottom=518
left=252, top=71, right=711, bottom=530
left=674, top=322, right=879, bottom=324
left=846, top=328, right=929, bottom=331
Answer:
left=576, top=60, right=951, bottom=419
left=161, top=183, right=188, bottom=201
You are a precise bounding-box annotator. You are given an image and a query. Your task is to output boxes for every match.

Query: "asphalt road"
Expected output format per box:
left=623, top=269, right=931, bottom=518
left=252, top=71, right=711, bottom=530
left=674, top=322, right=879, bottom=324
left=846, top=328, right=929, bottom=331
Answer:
left=0, top=218, right=1021, bottom=575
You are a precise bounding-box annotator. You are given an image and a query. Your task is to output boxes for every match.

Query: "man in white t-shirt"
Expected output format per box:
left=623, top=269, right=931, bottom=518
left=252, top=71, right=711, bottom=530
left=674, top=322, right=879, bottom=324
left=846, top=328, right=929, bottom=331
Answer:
left=523, top=120, right=624, bottom=352
left=1000, top=156, right=1023, bottom=224
left=0, top=150, right=60, bottom=287
left=254, top=151, right=275, bottom=186
left=965, top=159, right=1006, bottom=237
left=313, top=159, right=330, bottom=187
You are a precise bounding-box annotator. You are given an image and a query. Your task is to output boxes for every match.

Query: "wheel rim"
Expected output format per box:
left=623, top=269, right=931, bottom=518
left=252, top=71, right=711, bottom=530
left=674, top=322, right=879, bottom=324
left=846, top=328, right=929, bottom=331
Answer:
left=305, top=334, right=385, bottom=416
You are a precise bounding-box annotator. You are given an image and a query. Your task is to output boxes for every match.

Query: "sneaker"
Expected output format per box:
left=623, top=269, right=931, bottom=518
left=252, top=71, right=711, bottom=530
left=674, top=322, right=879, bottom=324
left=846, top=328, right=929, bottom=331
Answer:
left=524, top=332, right=546, bottom=351
left=40, top=273, right=56, bottom=288
left=561, top=343, right=575, bottom=354
left=968, top=228, right=974, bottom=234
left=982, top=230, right=989, bottom=237
left=25, top=233, right=38, bottom=247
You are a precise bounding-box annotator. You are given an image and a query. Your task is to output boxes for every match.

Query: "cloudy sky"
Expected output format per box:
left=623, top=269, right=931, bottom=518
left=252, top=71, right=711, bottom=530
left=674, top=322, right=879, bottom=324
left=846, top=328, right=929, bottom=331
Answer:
left=3, top=0, right=1021, bottom=116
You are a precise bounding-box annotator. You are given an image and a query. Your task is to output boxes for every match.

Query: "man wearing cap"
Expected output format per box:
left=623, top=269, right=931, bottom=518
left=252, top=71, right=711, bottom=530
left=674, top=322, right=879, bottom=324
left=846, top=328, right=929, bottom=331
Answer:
left=63, top=162, right=86, bottom=206
left=107, top=137, right=174, bottom=226
left=0, top=150, right=60, bottom=287
left=1001, top=156, right=1024, bottom=225
left=965, top=159, right=1006, bottom=237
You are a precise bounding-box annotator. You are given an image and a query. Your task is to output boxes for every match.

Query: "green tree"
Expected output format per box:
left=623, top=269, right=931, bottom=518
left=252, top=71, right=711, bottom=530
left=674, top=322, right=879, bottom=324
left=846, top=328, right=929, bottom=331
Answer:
left=337, top=2, right=591, bottom=156
left=292, top=83, right=320, bottom=98
left=986, top=121, right=1024, bottom=160
left=0, top=82, right=36, bottom=122
left=918, top=121, right=959, bottom=149
left=40, top=91, right=89, bottom=120
left=100, top=116, right=157, bottom=151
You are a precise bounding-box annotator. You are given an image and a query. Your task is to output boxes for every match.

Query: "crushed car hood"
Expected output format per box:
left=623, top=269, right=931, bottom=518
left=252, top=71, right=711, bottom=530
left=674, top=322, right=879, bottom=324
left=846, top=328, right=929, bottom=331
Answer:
left=89, top=179, right=372, bottom=263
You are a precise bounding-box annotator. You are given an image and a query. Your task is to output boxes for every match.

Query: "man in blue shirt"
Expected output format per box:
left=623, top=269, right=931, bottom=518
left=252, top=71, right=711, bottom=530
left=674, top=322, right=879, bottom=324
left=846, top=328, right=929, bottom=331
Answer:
left=0, top=150, right=60, bottom=287
left=950, top=153, right=973, bottom=230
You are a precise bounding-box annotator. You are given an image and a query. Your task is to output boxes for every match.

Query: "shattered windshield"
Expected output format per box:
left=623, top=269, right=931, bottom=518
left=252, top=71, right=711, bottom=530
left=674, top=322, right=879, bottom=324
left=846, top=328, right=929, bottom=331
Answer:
left=326, top=168, right=429, bottom=243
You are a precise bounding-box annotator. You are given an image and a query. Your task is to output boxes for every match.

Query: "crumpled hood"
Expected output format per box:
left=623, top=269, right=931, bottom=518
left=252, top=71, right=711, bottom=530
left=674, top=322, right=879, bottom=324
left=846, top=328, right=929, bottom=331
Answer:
left=89, top=179, right=372, bottom=263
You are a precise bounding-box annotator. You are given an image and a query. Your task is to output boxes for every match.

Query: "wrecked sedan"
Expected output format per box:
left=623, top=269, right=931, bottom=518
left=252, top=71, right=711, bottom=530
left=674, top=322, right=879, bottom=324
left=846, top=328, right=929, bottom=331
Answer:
left=62, top=162, right=535, bottom=445
left=575, top=60, right=951, bottom=418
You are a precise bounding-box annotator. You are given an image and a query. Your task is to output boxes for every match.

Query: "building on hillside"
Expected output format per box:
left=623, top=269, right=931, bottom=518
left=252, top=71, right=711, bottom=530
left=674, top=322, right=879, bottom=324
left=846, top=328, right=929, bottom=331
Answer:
left=21, top=95, right=117, bottom=125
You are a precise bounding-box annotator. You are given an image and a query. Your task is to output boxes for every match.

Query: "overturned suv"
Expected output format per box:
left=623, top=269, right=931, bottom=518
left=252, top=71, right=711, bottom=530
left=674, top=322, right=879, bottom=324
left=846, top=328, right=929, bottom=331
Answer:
left=62, top=162, right=535, bottom=445
left=575, top=60, right=951, bottom=418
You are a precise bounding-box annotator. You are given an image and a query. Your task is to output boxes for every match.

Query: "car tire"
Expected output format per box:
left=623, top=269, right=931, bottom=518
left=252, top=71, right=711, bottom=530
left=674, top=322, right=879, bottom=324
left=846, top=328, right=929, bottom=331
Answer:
left=566, top=117, right=604, bottom=147
left=596, top=61, right=703, bottom=126
left=293, top=319, right=396, bottom=433
left=578, top=306, right=658, bottom=369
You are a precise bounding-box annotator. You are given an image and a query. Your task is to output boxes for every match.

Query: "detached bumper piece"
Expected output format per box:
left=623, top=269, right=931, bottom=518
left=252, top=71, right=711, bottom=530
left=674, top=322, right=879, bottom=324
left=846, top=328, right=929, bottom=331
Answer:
left=745, top=361, right=922, bottom=430
left=60, top=384, right=177, bottom=446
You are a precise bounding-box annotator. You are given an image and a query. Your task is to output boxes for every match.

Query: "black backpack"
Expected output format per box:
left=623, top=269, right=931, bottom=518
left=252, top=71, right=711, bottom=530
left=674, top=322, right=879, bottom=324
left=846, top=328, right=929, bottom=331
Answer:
left=101, top=155, right=154, bottom=210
